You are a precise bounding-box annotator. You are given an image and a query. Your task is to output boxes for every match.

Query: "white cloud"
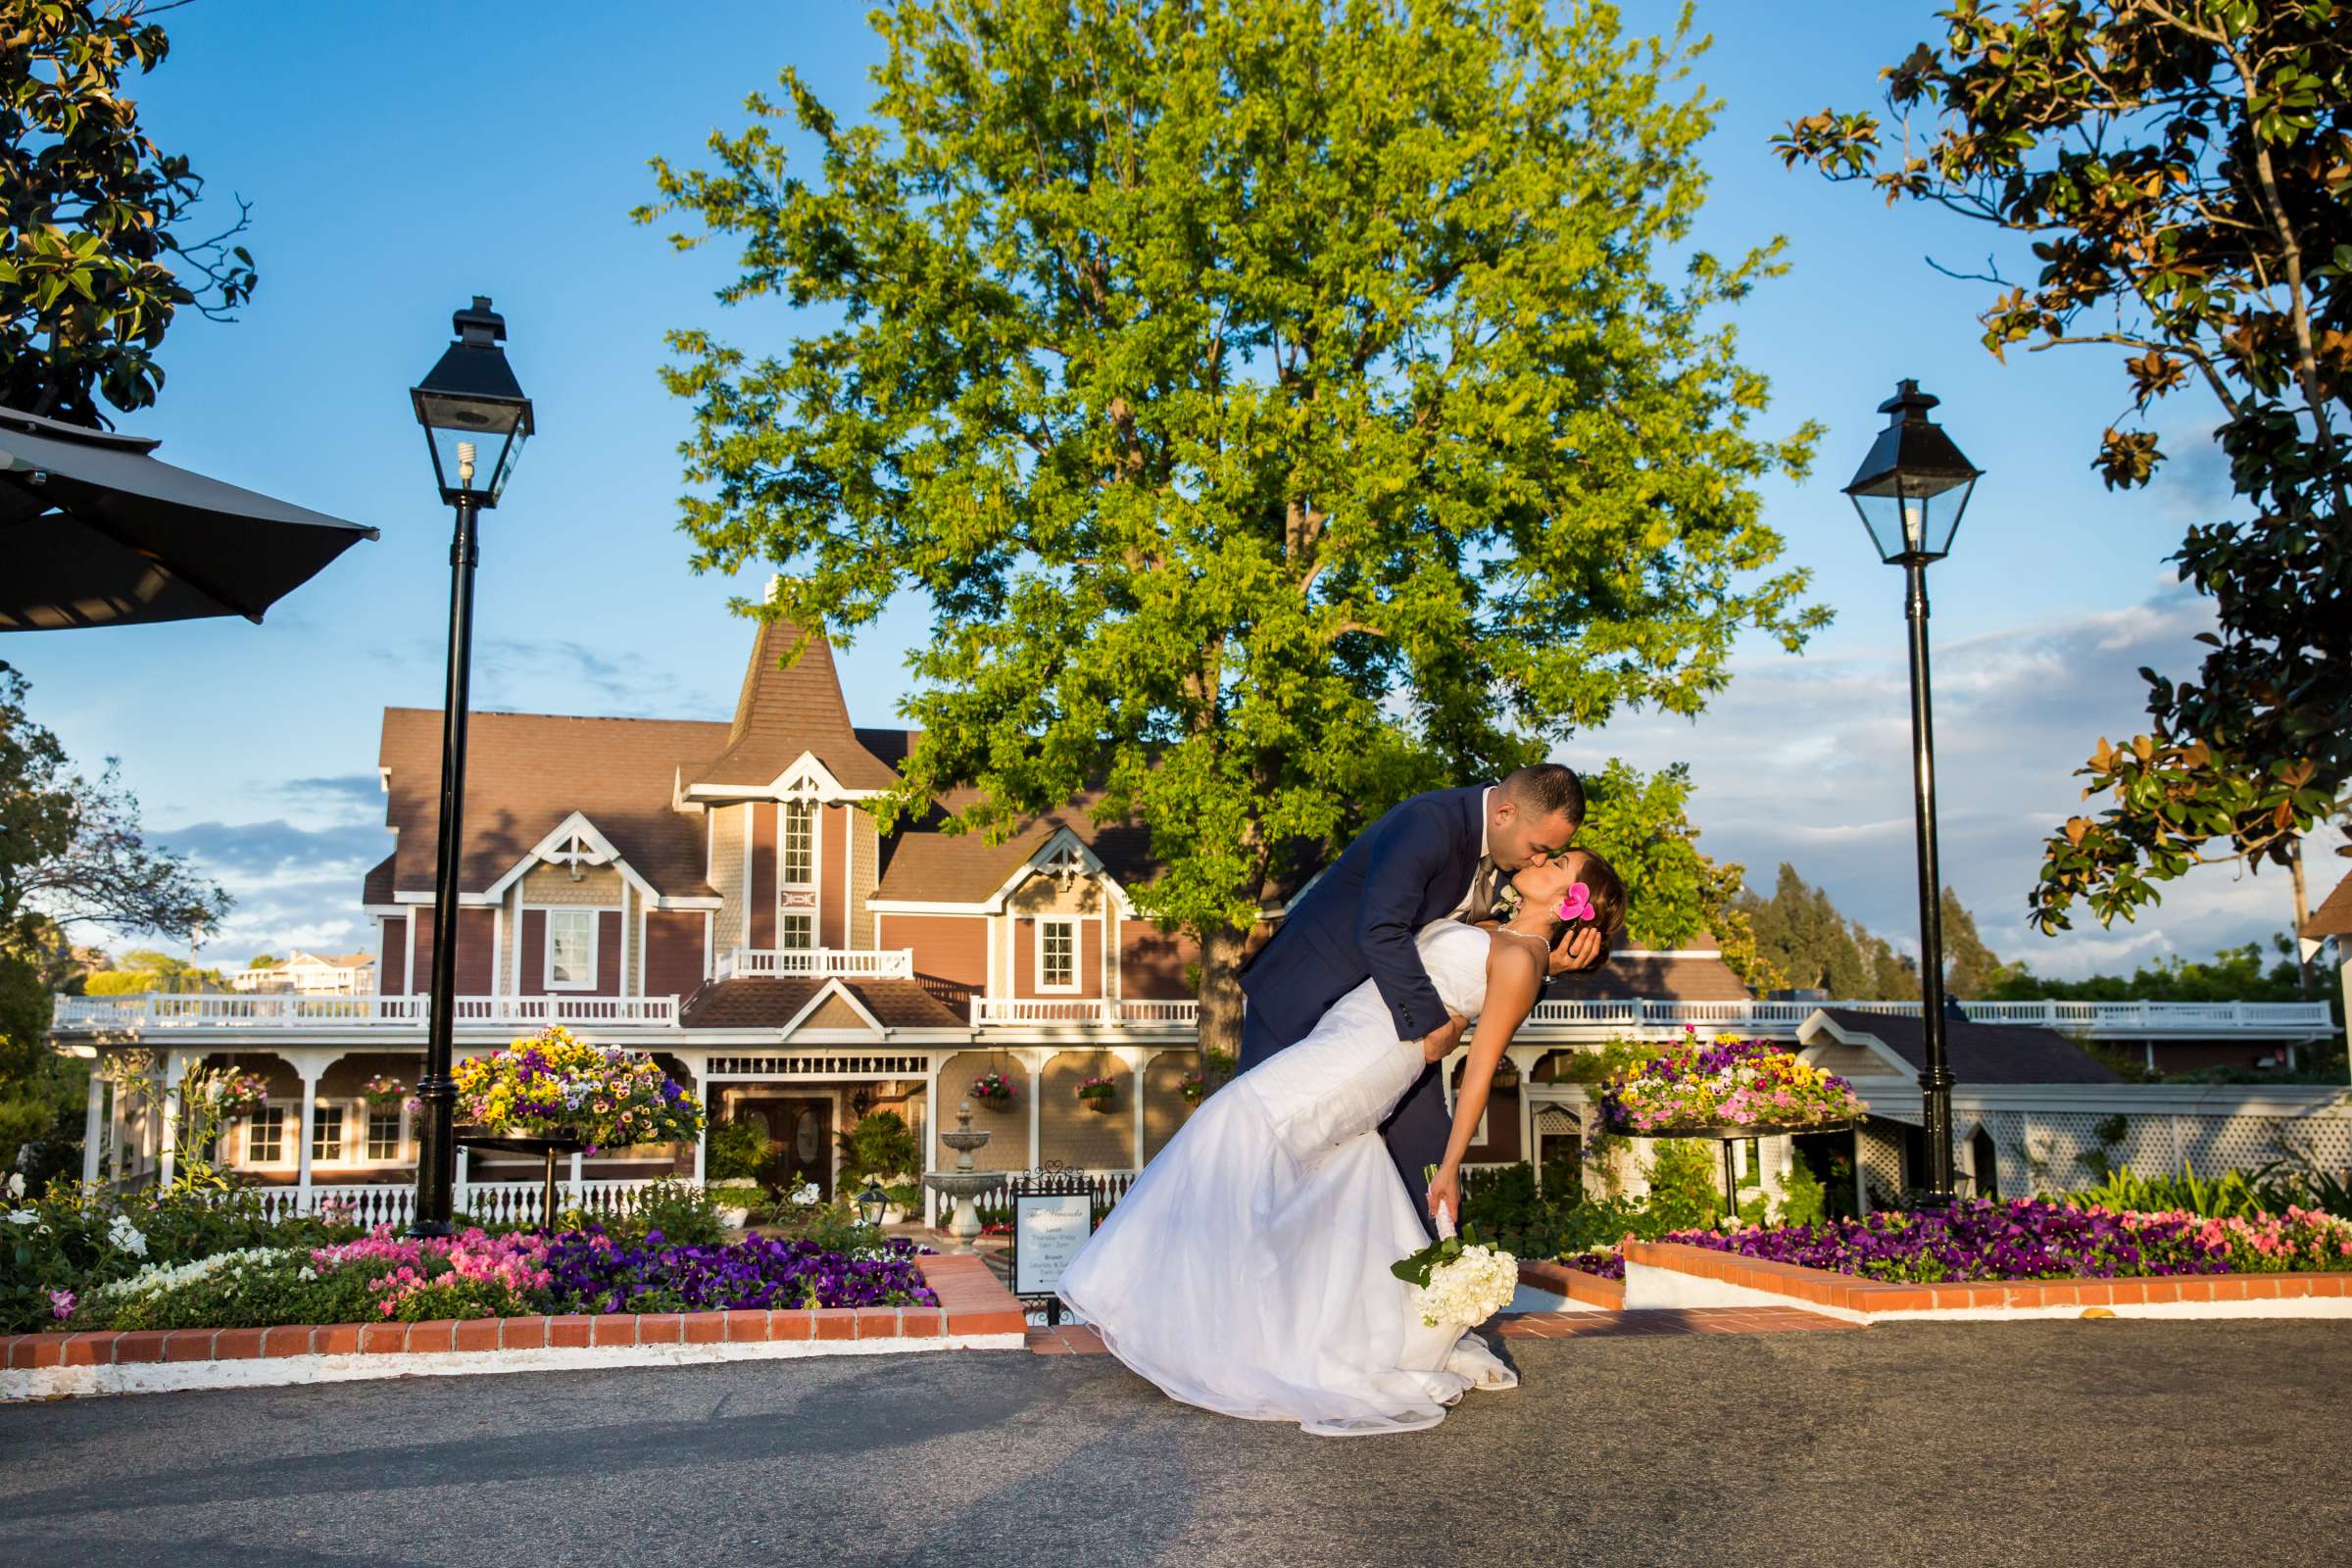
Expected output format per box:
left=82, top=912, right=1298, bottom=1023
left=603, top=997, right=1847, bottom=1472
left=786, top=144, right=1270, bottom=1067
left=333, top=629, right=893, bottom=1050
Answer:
left=1578, top=587, right=2345, bottom=983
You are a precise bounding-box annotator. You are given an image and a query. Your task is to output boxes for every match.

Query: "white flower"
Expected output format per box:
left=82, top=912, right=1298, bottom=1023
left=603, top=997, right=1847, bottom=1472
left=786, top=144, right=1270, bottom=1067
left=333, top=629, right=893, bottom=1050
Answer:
left=790, top=1181, right=821, bottom=1206
left=4, top=1173, right=23, bottom=1200
left=98, top=1247, right=289, bottom=1300
left=107, top=1214, right=149, bottom=1258
left=6, top=1209, right=35, bottom=1227
left=1408, top=1244, right=1521, bottom=1330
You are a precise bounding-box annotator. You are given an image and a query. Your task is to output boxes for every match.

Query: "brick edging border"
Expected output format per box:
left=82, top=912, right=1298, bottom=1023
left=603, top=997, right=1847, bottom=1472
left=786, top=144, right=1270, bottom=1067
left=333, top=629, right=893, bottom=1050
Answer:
left=3, top=1252, right=1028, bottom=1397
left=1623, top=1240, right=2352, bottom=1321
left=1516, top=1258, right=1625, bottom=1311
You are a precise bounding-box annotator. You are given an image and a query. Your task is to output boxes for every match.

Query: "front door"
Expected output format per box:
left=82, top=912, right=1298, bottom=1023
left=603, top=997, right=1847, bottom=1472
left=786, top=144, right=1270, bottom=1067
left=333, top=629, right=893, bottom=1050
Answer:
left=739, top=1095, right=834, bottom=1200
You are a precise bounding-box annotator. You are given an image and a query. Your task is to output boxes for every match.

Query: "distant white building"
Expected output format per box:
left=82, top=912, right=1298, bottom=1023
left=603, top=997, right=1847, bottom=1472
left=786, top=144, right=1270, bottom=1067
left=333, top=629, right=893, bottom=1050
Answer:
left=232, top=950, right=376, bottom=996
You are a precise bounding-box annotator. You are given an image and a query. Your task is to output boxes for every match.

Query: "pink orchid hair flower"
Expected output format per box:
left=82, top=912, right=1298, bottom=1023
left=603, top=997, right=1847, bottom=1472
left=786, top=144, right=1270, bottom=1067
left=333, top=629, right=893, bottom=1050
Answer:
left=1554, top=882, right=1595, bottom=923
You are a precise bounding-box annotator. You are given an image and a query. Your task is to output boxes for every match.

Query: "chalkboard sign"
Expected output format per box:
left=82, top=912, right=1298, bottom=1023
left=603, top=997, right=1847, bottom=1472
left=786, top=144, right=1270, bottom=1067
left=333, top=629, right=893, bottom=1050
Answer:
left=1013, top=1191, right=1093, bottom=1298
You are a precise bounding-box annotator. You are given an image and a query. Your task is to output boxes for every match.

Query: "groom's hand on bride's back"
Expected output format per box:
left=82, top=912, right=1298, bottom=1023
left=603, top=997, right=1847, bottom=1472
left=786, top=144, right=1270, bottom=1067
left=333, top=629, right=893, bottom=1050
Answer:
left=1420, top=1012, right=1469, bottom=1063
left=1549, top=926, right=1607, bottom=977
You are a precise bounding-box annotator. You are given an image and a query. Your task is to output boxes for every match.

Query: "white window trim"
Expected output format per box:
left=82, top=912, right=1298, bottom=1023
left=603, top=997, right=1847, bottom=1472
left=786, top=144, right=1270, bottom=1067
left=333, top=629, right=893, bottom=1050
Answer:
left=539, top=906, right=601, bottom=992
left=781, top=799, right=817, bottom=888
left=244, top=1103, right=292, bottom=1167
left=1035, top=916, right=1081, bottom=995
left=310, top=1101, right=350, bottom=1165
left=364, top=1102, right=408, bottom=1163
left=779, top=911, right=815, bottom=952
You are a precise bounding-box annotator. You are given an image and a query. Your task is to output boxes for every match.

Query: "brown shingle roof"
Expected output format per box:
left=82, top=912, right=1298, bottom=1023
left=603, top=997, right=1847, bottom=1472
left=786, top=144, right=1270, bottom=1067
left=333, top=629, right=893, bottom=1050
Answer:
left=378, top=709, right=724, bottom=897
left=1817, top=1007, right=2122, bottom=1086
left=1544, top=953, right=1754, bottom=1004
left=363, top=853, right=396, bottom=906
left=691, top=618, right=899, bottom=791
left=2304, top=871, right=2352, bottom=940
left=679, top=977, right=967, bottom=1032
left=870, top=799, right=1163, bottom=904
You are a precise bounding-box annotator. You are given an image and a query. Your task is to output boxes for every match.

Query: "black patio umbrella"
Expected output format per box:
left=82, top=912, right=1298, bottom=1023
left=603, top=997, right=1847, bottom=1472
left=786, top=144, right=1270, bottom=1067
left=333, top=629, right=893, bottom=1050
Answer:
left=0, top=405, right=378, bottom=631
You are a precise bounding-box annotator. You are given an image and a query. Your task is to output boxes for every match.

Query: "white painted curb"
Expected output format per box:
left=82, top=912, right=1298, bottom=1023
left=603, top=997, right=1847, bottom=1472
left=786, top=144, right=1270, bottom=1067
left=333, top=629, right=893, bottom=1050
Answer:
left=1624, top=1260, right=2352, bottom=1325
left=1, top=1331, right=1027, bottom=1402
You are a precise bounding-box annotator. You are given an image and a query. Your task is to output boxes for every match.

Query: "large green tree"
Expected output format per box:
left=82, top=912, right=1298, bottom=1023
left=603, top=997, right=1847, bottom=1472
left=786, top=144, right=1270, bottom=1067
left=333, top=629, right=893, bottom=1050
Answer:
left=1, top=664, right=226, bottom=1173
left=643, top=0, right=1824, bottom=1049
left=1576, top=760, right=1785, bottom=993
left=1775, top=1, right=2349, bottom=946
left=0, top=0, right=259, bottom=424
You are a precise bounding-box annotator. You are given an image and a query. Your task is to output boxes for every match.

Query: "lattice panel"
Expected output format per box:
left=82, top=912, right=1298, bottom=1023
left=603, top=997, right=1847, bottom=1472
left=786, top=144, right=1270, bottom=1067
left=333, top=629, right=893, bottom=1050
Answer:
left=705, top=1053, right=933, bottom=1077
left=1984, top=1108, right=2352, bottom=1194
left=1857, top=1122, right=1906, bottom=1205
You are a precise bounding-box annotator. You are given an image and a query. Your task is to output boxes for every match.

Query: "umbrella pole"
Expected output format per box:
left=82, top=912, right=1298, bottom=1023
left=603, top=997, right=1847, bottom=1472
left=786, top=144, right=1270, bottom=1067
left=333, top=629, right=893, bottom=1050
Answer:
left=411, top=495, right=482, bottom=1238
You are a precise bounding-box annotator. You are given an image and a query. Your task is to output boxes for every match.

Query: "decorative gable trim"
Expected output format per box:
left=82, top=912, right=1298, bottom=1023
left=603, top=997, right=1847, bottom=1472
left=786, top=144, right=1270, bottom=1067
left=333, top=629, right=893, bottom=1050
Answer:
left=984, top=826, right=1134, bottom=914
left=1792, top=1010, right=1918, bottom=1079
left=776, top=978, right=891, bottom=1041
left=682, top=750, right=888, bottom=806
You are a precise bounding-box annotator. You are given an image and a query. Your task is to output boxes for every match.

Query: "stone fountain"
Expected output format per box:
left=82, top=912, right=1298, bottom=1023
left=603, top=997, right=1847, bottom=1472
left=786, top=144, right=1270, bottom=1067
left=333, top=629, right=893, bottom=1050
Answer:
left=923, top=1098, right=997, bottom=1248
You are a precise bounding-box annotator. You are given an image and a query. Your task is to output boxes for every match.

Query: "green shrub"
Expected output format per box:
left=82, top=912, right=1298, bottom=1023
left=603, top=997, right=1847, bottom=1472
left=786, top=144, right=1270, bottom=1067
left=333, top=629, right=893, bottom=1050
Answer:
left=758, top=1195, right=887, bottom=1255
left=1778, top=1149, right=1829, bottom=1228
left=837, top=1109, right=919, bottom=1185
left=1643, top=1139, right=1725, bottom=1233
left=706, top=1116, right=772, bottom=1183
left=611, top=1179, right=725, bottom=1247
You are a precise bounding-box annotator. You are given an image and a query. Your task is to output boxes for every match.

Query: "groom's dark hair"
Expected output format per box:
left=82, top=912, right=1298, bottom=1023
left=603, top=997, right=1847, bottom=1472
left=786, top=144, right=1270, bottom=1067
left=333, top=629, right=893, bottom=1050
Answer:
left=1501, top=762, right=1585, bottom=825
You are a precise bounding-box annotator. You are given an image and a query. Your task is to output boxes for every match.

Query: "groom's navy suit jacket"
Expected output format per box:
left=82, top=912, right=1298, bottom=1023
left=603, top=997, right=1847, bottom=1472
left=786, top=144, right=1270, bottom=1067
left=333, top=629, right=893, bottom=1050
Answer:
left=1238, top=783, right=1491, bottom=1237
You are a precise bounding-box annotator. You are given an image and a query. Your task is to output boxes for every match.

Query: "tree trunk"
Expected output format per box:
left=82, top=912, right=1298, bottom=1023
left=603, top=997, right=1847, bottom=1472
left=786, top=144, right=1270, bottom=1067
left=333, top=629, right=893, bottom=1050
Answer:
left=2290, top=841, right=2313, bottom=997
left=1196, top=921, right=1250, bottom=1063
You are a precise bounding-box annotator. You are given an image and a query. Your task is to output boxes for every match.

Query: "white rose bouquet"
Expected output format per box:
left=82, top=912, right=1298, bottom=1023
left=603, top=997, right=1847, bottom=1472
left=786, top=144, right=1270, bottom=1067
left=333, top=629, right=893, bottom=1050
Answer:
left=1391, top=1167, right=1519, bottom=1330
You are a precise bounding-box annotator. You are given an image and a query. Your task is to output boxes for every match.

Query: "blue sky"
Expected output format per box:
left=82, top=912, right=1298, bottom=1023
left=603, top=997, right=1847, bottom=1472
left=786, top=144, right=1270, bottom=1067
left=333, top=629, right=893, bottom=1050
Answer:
left=9, top=1, right=2335, bottom=978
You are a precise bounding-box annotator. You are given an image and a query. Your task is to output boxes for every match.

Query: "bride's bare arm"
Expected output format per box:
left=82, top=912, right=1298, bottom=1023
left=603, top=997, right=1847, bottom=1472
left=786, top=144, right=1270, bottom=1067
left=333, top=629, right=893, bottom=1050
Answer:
left=1424, top=941, right=1545, bottom=1226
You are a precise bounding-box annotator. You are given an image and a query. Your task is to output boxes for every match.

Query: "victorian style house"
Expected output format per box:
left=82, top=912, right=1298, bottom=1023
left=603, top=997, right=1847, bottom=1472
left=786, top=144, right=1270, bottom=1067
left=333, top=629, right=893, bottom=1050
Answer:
left=48, top=618, right=2336, bottom=1222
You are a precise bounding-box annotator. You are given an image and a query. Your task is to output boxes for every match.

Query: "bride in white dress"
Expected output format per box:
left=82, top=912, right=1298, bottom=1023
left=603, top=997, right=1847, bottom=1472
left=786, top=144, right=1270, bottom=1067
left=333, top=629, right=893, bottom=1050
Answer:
left=1057, top=851, right=1624, bottom=1436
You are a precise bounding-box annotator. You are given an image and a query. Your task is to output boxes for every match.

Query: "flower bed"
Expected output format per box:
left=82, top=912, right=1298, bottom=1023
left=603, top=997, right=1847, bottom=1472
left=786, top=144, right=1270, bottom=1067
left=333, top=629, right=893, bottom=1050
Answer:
left=1655, top=1199, right=2352, bottom=1283
left=57, top=1224, right=938, bottom=1333
left=1596, top=1031, right=1864, bottom=1134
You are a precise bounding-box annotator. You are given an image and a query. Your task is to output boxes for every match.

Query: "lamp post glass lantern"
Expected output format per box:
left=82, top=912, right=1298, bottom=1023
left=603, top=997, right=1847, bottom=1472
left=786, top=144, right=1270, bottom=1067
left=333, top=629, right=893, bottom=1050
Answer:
left=1842, top=378, right=1980, bottom=1206
left=858, top=1180, right=889, bottom=1228
left=408, top=297, right=532, bottom=1237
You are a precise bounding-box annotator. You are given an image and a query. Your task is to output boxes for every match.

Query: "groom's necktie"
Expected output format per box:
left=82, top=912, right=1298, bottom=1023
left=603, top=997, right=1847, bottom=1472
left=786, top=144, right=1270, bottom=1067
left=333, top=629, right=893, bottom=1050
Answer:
left=1466, top=857, right=1498, bottom=920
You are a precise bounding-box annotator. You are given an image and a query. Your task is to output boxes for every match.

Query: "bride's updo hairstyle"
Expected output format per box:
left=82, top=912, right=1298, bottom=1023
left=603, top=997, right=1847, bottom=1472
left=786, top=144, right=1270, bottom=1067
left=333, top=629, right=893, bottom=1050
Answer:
left=1543, top=849, right=1626, bottom=944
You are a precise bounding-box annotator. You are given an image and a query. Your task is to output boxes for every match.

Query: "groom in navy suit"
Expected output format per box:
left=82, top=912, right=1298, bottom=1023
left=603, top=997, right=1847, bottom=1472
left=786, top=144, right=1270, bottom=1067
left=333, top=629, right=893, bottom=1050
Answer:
left=1238, top=764, right=1606, bottom=1234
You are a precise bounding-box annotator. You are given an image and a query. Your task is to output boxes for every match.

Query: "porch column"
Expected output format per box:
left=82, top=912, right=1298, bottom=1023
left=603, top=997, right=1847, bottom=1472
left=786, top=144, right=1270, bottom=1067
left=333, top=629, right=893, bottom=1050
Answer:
left=107, top=1064, right=126, bottom=1182
left=1851, top=1123, right=1868, bottom=1215
left=1506, top=1047, right=1545, bottom=1184
left=455, top=1146, right=469, bottom=1217
left=1025, top=1051, right=1044, bottom=1171
left=688, top=1053, right=709, bottom=1186
left=922, top=1057, right=941, bottom=1228
left=1122, top=1047, right=1162, bottom=1171
left=81, top=1061, right=104, bottom=1183
left=157, top=1051, right=182, bottom=1188
left=569, top=1151, right=584, bottom=1209
left=296, top=1057, right=324, bottom=1211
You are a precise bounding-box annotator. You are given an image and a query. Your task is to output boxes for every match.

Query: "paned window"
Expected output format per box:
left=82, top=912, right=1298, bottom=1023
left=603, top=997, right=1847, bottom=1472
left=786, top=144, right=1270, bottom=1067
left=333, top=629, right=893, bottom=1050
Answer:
left=312, top=1104, right=346, bottom=1164
left=547, top=907, right=596, bottom=989
left=780, top=913, right=814, bottom=951
left=368, top=1109, right=403, bottom=1160
left=248, top=1105, right=285, bottom=1163
left=782, top=802, right=814, bottom=885
left=1040, top=919, right=1077, bottom=991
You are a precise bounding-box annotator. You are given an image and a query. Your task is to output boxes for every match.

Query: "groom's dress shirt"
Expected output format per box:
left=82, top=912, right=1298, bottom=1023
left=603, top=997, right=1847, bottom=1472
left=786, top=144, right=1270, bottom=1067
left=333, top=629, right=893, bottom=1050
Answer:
left=1444, top=787, right=1496, bottom=925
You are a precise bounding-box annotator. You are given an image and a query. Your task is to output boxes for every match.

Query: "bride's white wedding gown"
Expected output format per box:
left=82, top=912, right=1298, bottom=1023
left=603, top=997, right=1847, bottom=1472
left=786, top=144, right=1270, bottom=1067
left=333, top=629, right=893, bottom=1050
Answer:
left=1057, top=919, right=1515, bottom=1436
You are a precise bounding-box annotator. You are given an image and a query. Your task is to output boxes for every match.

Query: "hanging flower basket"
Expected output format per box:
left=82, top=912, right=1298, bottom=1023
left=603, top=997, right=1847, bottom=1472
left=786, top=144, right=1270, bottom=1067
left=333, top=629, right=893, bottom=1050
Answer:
left=1490, top=1058, right=1521, bottom=1091
left=1178, top=1070, right=1209, bottom=1104
left=362, top=1073, right=408, bottom=1110
left=451, top=1025, right=705, bottom=1154
left=204, top=1069, right=270, bottom=1118
left=970, top=1069, right=1018, bottom=1110
left=1077, top=1075, right=1117, bottom=1112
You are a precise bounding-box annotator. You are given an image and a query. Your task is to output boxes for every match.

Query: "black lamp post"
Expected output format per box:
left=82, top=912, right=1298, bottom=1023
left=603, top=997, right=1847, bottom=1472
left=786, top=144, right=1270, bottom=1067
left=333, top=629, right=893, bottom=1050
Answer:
left=408, top=297, right=533, bottom=1237
left=1841, top=379, right=1981, bottom=1207
left=858, top=1179, right=889, bottom=1229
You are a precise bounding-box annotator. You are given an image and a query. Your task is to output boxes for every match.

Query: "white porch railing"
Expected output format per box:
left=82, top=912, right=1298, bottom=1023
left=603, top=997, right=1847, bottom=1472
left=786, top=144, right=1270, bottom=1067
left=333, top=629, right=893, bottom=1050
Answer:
left=712, top=947, right=916, bottom=980
left=247, top=1179, right=662, bottom=1228
left=49, top=993, right=680, bottom=1031
left=969, top=998, right=1200, bottom=1030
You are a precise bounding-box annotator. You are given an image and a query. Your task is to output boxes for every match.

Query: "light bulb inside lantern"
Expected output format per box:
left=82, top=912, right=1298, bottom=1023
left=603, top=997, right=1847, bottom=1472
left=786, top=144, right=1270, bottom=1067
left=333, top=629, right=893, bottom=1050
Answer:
left=1901, top=497, right=1924, bottom=551
left=457, top=440, right=477, bottom=486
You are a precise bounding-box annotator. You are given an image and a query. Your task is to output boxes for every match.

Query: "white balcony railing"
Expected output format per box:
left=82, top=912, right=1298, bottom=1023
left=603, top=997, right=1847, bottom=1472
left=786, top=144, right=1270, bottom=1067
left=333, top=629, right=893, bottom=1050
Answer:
left=49, top=993, right=680, bottom=1032
left=970, top=998, right=1201, bottom=1030
left=1522, top=998, right=2336, bottom=1037
left=712, top=947, right=915, bottom=981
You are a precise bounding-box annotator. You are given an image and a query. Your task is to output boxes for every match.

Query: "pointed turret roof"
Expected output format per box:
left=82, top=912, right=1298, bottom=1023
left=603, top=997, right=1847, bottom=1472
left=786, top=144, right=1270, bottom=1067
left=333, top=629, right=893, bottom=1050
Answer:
left=689, top=616, right=900, bottom=792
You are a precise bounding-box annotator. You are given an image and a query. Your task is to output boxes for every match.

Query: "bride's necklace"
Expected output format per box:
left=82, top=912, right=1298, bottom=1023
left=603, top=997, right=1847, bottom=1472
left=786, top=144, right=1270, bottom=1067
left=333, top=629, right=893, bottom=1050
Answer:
left=1495, top=923, right=1551, bottom=952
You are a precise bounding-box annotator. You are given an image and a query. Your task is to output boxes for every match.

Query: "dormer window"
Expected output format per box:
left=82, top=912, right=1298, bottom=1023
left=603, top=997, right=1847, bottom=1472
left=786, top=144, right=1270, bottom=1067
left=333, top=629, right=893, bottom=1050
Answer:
left=1038, top=917, right=1078, bottom=993
left=547, top=908, right=598, bottom=990
left=782, top=801, right=814, bottom=886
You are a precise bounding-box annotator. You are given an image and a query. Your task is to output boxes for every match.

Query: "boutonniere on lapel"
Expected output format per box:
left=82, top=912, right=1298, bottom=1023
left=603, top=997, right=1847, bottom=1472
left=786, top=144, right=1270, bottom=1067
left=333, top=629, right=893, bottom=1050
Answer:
left=1490, top=882, right=1523, bottom=921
